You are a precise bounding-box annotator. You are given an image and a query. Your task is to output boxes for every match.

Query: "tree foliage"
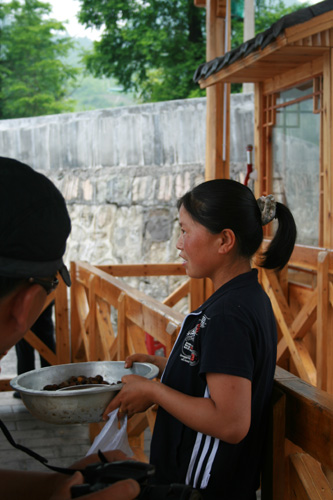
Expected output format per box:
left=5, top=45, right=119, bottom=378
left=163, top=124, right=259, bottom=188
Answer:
left=78, top=0, right=206, bottom=102
left=231, top=0, right=309, bottom=49
left=1, top=0, right=79, bottom=119
left=78, top=0, right=309, bottom=103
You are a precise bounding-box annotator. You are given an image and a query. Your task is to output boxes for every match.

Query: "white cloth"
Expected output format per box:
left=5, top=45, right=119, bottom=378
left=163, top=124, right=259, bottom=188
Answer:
left=86, top=409, right=133, bottom=457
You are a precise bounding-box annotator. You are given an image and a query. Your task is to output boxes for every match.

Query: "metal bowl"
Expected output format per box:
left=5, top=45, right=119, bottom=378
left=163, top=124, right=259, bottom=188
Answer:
left=10, top=361, right=159, bottom=424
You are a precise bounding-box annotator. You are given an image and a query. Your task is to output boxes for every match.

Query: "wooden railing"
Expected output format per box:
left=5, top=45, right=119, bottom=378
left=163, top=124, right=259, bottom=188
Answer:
left=1, top=244, right=333, bottom=497
left=259, top=244, right=333, bottom=393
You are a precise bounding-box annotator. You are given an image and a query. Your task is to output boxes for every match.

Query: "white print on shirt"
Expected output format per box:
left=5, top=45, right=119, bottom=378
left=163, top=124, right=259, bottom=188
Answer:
left=185, top=386, right=219, bottom=489
left=180, top=314, right=209, bottom=367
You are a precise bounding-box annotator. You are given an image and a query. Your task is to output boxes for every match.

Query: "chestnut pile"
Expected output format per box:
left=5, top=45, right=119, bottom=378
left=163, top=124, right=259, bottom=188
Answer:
left=43, top=374, right=120, bottom=391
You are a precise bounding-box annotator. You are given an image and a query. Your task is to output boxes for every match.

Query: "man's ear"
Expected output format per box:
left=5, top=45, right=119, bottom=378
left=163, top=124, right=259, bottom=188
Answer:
left=10, top=285, right=46, bottom=335
left=218, top=229, right=236, bottom=254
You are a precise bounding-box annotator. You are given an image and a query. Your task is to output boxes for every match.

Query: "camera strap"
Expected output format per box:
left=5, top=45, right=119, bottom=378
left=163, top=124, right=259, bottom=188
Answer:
left=0, top=417, right=86, bottom=475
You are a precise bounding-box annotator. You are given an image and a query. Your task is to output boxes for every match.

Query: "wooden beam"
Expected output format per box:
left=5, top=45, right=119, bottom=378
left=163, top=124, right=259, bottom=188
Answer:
left=289, top=453, right=333, bottom=499
left=24, top=330, right=57, bottom=366
left=284, top=11, right=333, bottom=44
left=98, top=263, right=186, bottom=277
left=199, top=40, right=328, bottom=87
left=263, top=56, right=323, bottom=94
left=163, top=279, right=190, bottom=308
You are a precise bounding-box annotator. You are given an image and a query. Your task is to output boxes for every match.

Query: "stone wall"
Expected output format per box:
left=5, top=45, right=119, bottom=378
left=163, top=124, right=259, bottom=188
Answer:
left=0, top=94, right=254, bottom=299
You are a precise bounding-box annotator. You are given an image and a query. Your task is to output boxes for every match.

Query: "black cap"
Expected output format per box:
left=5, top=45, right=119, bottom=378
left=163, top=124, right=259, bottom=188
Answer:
left=0, top=157, right=71, bottom=286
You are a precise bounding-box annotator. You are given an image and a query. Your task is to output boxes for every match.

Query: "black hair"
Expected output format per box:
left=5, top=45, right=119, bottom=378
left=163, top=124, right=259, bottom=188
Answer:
left=177, top=179, right=297, bottom=271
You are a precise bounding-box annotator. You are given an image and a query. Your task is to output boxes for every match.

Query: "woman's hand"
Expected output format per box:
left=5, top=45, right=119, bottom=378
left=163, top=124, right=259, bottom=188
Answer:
left=124, top=353, right=167, bottom=378
left=103, top=374, right=158, bottom=420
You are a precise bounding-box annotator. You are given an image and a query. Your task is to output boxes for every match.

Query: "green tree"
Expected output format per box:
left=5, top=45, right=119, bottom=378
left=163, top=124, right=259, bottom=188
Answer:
left=231, top=0, right=309, bottom=50
left=78, top=0, right=206, bottom=103
left=1, top=0, right=79, bottom=119
left=78, top=0, right=310, bottom=103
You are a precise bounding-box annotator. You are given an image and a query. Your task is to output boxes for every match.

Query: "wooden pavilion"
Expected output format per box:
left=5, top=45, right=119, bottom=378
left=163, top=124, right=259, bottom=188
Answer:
left=1, top=1, right=333, bottom=498
left=193, top=0, right=333, bottom=389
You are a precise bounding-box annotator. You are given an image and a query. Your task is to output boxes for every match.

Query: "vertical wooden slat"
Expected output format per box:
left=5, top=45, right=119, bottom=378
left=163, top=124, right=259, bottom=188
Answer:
left=261, top=388, right=286, bottom=500
left=254, top=82, right=263, bottom=199
left=54, top=276, right=70, bottom=364
left=88, top=275, right=97, bottom=360
left=316, top=251, right=329, bottom=390
left=70, top=262, right=80, bottom=363
left=117, top=292, right=127, bottom=361
left=189, top=278, right=205, bottom=310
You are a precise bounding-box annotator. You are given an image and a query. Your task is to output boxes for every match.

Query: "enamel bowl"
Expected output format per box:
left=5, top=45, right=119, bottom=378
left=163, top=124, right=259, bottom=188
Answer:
left=10, top=361, right=159, bottom=424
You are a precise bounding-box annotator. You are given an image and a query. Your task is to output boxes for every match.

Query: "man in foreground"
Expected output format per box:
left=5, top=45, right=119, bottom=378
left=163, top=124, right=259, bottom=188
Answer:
left=0, top=156, right=140, bottom=500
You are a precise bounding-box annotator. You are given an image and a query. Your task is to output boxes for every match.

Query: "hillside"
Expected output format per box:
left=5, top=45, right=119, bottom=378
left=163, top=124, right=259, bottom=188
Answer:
left=68, top=37, right=137, bottom=111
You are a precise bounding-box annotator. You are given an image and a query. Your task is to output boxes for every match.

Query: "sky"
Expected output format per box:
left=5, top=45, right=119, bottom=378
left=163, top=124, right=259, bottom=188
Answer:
left=48, top=0, right=103, bottom=40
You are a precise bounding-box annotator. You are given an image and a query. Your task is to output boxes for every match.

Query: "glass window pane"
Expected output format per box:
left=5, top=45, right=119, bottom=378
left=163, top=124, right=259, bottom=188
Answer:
left=272, top=86, right=320, bottom=246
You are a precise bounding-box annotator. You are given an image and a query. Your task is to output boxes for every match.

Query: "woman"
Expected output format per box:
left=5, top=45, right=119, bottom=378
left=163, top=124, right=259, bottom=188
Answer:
left=104, top=179, right=297, bottom=500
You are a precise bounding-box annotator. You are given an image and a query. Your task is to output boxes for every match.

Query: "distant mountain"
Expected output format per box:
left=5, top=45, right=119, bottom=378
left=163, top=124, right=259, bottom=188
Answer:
left=67, top=37, right=137, bottom=111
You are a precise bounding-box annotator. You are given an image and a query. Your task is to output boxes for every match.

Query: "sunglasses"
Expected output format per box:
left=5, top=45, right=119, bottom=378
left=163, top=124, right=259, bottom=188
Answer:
left=28, top=276, right=59, bottom=295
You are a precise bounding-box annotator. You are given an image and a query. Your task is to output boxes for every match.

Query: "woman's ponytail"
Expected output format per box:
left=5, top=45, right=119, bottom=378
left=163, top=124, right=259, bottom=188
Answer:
left=260, top=202, right=297, bottom=271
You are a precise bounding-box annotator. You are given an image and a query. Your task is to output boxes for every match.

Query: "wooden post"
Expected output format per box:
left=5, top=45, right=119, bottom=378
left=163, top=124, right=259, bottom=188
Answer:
left=323, top=49, right=333, bottom=395
left=322, top=50, right=333, bottom=249
left=205, top=0, right=230, bottom=180
left=243, top=0, right=255, bottom=94
left=317, top=251, right=329, bottom=391
left=254, top=82, right=263, bottom=199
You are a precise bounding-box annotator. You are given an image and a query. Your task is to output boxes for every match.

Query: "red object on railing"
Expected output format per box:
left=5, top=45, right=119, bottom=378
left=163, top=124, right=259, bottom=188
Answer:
left=145, top=333, right=166, bottom=356
left=244, top=144, right=253, bottom=186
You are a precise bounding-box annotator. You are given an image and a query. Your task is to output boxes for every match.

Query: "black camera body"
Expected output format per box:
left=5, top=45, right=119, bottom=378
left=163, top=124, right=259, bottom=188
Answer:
left=71, top=460, right=202, bottom=499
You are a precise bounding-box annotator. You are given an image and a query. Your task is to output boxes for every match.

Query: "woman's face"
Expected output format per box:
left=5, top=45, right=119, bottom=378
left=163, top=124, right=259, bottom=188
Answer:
left=176, top=205, right=222, bottom=281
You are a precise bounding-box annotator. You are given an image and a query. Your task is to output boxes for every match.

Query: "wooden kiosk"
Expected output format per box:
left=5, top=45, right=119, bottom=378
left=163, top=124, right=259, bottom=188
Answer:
left=194, top=0, right=333, bottom=390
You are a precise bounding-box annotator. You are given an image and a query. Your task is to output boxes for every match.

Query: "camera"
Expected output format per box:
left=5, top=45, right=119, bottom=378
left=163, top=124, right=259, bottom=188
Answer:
left=71, top=460, right=202, bottom=499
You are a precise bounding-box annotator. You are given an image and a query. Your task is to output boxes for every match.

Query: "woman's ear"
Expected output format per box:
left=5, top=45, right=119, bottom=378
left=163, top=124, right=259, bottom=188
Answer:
left=218, top=229, right=236, bottom=254
left=10, top=284, right=46, bottom=335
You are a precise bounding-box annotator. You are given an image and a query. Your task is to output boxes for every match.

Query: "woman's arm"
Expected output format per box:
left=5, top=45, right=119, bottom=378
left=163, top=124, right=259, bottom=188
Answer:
left=104, top=372, right=251, bottom=444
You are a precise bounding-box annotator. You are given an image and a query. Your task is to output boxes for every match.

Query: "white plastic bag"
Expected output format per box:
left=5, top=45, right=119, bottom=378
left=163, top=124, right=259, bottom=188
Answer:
left=86, top=409, right=133, bottom=457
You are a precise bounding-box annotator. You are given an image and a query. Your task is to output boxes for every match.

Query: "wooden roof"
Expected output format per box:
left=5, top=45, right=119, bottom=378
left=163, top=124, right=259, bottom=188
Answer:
left=194, top=0, right=333, bottom=87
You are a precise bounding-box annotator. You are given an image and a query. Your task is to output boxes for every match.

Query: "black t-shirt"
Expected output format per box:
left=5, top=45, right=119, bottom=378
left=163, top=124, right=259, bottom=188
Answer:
left=150, top=269, right=277, bottom=500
